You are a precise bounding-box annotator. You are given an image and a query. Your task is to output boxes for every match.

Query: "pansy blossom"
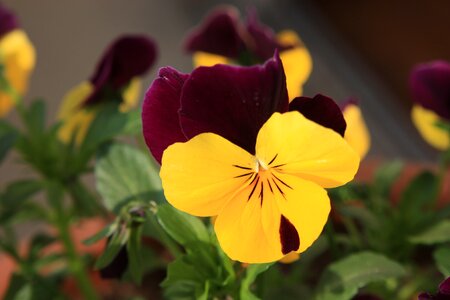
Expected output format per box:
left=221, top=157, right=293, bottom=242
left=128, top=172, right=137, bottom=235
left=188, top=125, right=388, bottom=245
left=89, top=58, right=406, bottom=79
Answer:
left=142, top=53, right=359, bottom=263
left=57, top=35, right=157, bottom=143
left=409, top=60, right=450, bottom=150
left=0, top=3, right=35, bottom=117
left=184, top=6, right=312, bottom=99
left=418, top=277, right=450, bottom=300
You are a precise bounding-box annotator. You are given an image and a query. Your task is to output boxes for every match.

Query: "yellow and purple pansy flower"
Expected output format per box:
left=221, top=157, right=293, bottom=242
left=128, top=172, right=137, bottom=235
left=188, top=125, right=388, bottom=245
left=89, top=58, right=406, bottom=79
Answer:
left=410, top=60, right=450, bottom=150
left=58, top=35, right=157, bottom=143
left=0, top=3, right=35, bottom=117
left=184, top=6, right=312, bottom=99
left=142, top=53, right=359, bottom=263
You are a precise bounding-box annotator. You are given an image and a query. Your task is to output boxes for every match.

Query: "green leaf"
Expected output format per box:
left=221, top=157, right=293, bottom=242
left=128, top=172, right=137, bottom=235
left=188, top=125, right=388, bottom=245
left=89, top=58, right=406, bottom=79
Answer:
left=127, top=225, right=143, bottom=284
left=156, top=204, right=209, bottom=246
left=24, top=100, right=46, bottom=135
left=399, top=171, right=438, bottom=213
left=162, top=241, right=234, bottom=300
left=95, top=143, right=162, bottom=212
left=240, top=263, right=273, bottom=300
left=80, top=104, right=128, bottom=151
left=95, top=229, right=128, bottom=269
left=0, top=121, right=18, bottom=163
left=2, top=179, right=43, bottom=207
left=83, top=222, right=117, bottom=245
left=316, top=252, right=406, bottom=300
left=433, top=246, right=450, bottom=277
left=409, top=220, right=450, bottom=245
left=120, top=110, right=142, bottom=136
left=373, top=161, right=403, bottom=197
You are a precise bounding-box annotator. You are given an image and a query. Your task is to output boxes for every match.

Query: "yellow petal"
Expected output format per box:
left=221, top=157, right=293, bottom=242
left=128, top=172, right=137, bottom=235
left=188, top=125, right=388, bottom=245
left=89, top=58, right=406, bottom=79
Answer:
left=57, top=82, right=95, bottom=144
left=119, top=77, right=141, bottom=113
left=0, top=30, right=35, bottom=117
left=412, top=104, right=450, bottom=150
left=214, top=171, right=329, bottom=263
left=343, top=104, right=371, bottom=159
left=0, top=30, right=35, bottom=95
left=279, top=252, right=300, bottom=264
left=214, top=182, right=282, bottom=263
left=192, top=51, right=230, bottom=68
left=160, top=132, right=256, bottom=217
left=277, top=30, right=312, bottom=99
left=256, top=112, right=360, bottom=188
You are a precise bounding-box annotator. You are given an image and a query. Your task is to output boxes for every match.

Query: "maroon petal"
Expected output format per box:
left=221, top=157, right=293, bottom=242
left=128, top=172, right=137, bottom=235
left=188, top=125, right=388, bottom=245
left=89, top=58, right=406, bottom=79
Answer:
left=439, top=277, right=450, bottom=295
left=417, top=293, right=433, bottom=300
left=142, top=67, right=188, bottom=163
left=184, top=6, right=246, bottom=59
left=0, top=3, right=19, bottom=37
left=289, top=94, right=346, bottom=137
left=85, top=35, right=157, bottom=106
left=409, top=60, right=450, bottom=120
left=179, top=52, right=289, bottom=154
left=245, top=9, right=292, bottom=61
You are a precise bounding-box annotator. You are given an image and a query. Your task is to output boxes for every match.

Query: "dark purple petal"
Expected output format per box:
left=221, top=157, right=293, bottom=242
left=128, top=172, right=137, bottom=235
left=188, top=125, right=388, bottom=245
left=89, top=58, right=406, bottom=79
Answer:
left=409, top=60, right=450, bottom=120
left=179, top=52, right=289, bottom=154
left=184, top=7, right=246, bottom=58
left=439, top=277, right=450, bottom=295
left=84, top=35, right=157, bottom=106
left=289, top=94, right=347, bottom=137
left=142, top=67, right=188, bottom=163
left=0, top=3, right=19, bottom=37
left=245, top=9, right=293, bottom=61
left=352, top=294, right=382, bottom=300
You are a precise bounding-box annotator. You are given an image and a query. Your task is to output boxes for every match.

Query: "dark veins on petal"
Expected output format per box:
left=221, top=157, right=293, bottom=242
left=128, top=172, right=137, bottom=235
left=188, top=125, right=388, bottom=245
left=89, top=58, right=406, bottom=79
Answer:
left=279, top=215, right=300, bottom=255
left=184, top=7, right=245, bottom=59
left=0, top=3, right=19, bottom=37
left=142, top=67, right=189, bottom=164
left=409, top=61, right=450, bottom=120
left=289, top=94, right=347, bottom=137
left=84, top=35, right=157, bottom=106
left=179, top=52, right=288, bottom=154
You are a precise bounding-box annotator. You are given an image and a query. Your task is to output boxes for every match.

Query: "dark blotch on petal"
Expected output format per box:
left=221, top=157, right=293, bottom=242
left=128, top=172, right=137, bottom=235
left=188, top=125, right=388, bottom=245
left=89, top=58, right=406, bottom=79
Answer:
left=409, top=61, right=450, bottom=120
left=279, top=214, right=300, bottom=255
left=184, top=7, right=245, bottom=59
left=85, top=35, right=157, bottom=106
left=0, top=3, right=19, bottom=37
left=179, top=52, right=289, bottom=153
left=289, top=94, right=347, bottom=137
left=245, top=9, right=292, bottom=61
left=142, top=67, right=189, bottom=163
left=99, top=246, right=128, bottom=279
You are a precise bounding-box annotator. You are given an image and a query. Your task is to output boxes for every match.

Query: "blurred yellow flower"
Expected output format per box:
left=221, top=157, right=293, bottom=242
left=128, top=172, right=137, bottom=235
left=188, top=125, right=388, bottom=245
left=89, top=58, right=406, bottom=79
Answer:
left=342, top=102, right=371, bottom=159
left=0, top=29, right=36, bottom=117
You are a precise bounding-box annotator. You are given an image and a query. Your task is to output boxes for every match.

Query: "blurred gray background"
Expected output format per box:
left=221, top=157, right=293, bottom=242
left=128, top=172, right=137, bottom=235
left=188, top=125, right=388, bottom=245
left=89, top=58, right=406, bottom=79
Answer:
left=2, top=0, right=445, bottom=184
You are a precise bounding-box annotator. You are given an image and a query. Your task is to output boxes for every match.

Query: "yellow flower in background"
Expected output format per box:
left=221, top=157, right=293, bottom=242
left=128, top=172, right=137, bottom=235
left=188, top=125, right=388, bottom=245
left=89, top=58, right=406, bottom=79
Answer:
left=341, top=101, right=371, bottom=159
left=185, top=6, right=312, bottom=99
left=57, top=35, right=156, bottom=144
left=0, top=4, right=35, bottom=117
left=142, top=55, right=359, bottom=263
left=409, top=61, right=450, bottom=150
left=411, top=105, right=449, bottom=150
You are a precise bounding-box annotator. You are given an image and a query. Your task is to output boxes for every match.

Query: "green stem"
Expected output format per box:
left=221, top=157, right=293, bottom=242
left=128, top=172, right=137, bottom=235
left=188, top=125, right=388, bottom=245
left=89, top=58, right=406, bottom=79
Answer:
left=55, top=207, right=99, bottom=299
left=47, top=182, right=99, bottom=300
